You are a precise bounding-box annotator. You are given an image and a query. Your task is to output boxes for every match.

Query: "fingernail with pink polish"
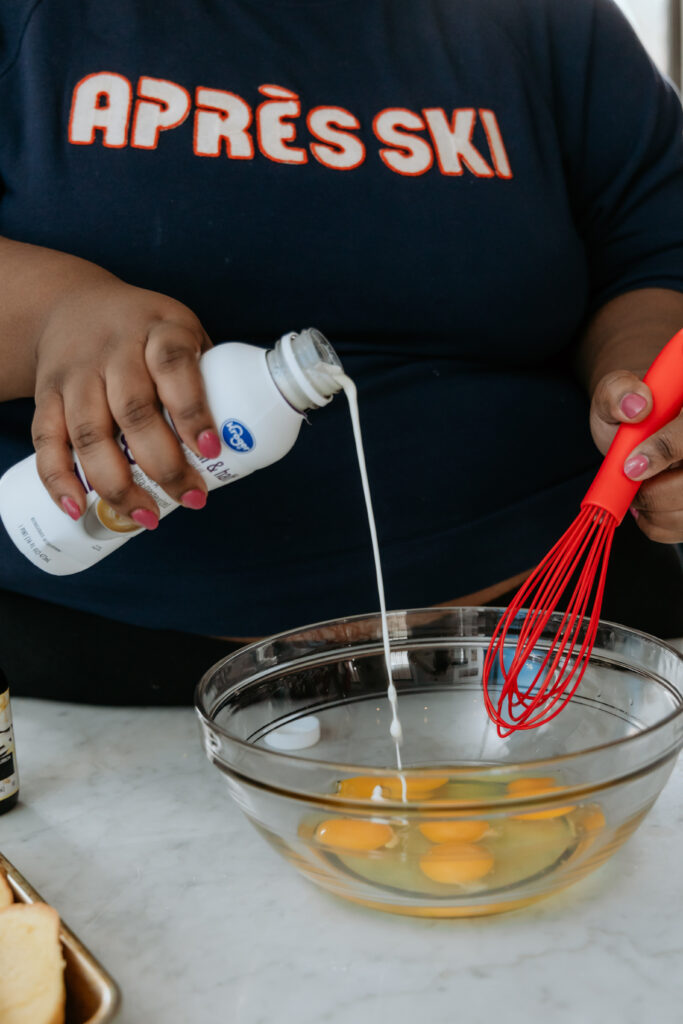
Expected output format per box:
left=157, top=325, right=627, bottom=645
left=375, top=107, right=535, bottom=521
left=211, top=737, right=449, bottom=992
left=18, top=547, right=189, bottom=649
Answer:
left=630, top=506, right=640, bottom=522
left=624, top=454, right=650, bottom=480
left=130, top=508, right=160, bottom=530
left=620, top=393, right=648, bottom=419
left=60, top=496, right=81, bottom=521
left=197, top=430, right=221, bottom=459
left=181, top=488, right=207, bottom=510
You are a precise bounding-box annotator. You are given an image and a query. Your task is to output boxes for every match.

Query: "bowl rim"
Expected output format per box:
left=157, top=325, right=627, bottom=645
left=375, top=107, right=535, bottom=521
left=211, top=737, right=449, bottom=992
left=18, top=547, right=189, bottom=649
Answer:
left=194, top=605, right=683, bottom=777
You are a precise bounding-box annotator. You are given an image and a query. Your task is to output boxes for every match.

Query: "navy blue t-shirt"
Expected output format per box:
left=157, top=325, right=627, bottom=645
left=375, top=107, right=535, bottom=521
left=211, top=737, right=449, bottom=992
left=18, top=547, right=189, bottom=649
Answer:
left=0, top=0, right=682, bottom=635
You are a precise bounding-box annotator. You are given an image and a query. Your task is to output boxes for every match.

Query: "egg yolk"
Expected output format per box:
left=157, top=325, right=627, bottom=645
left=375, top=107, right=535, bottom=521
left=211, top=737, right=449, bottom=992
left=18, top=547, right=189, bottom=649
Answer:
left=337, top=776, right=389, bottom=800
left=337, top=774, right=448, bottom=801
left=580, top=807, right=606, bottom=833
left=514, top=807, right=575, bottom=820
left=419, top=843, right=494, bottom=884
left=507, top=776, right=575, bottom=820
left=384, top=776, right=449, bottom=800
left=419, top=820, right=489, bottom=844
left=507, top=776, right=557, bottom=797
left=315, top=818, right=394, bottom=852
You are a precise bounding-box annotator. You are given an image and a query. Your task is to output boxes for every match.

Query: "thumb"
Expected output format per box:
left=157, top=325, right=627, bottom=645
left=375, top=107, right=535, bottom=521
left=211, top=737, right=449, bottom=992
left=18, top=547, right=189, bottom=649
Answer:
left=591, top=369, right=653, bottom=427
left=589, top=370, right=653, bottom=456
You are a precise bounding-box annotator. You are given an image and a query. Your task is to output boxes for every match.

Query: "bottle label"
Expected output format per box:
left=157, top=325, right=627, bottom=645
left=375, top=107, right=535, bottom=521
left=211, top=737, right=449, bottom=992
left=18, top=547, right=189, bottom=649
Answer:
left=69, top=429, right=244, bottom=547
left=221, top=419, right=256, bottom=453
left=0, top=689, right=18, bottom=800
left=75, top=429, right=244, bottom=534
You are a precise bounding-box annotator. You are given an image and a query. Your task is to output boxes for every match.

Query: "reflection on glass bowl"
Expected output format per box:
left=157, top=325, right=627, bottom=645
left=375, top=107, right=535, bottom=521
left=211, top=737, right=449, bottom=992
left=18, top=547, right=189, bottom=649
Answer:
left=195, top=607, right=683, bottom=917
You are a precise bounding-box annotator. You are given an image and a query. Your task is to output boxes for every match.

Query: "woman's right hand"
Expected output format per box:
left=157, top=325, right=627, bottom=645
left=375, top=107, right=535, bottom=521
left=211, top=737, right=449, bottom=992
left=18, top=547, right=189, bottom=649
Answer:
left=31, top=274, right=221, bottom=529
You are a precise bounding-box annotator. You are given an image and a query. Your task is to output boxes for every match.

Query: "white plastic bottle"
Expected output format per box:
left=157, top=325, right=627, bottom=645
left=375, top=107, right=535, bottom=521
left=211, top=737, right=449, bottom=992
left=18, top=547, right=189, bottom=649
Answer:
left=0, top=328, right=344, bottom=575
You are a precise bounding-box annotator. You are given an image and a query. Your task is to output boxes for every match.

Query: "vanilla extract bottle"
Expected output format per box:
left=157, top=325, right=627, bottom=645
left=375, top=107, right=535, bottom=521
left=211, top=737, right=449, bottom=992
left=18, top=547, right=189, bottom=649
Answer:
left=0, top=668, right=18, bottom=814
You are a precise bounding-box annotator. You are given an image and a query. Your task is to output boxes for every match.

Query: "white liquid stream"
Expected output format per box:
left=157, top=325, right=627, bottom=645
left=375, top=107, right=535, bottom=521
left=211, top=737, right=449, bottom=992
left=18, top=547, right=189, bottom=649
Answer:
left=335, top=373, right=406, bottom=801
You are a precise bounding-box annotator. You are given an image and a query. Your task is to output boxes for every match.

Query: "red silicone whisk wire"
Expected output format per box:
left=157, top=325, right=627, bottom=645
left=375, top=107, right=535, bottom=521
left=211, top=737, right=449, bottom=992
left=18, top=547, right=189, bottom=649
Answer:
left=482, top=329, right=683, bottom=735
left=482, top=506, right=616, bottom=736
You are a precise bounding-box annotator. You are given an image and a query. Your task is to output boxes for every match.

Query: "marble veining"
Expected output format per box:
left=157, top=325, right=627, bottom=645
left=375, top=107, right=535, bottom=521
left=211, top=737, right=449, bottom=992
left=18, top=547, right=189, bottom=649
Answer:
left=2, top=697, right=683, bottom=1024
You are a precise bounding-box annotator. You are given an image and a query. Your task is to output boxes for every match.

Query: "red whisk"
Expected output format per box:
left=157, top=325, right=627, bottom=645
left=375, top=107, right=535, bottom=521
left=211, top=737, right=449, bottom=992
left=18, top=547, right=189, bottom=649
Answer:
left=483, top=328, right=683, bottom=736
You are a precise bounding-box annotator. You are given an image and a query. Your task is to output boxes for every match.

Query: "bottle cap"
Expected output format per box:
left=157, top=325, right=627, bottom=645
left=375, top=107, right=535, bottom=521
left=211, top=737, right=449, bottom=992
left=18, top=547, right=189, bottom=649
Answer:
left=267, top=328, right=345, bottom=412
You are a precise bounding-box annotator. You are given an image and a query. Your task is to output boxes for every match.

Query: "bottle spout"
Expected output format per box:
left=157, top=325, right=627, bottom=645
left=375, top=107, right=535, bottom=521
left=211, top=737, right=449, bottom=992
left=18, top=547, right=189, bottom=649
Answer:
left=267, top=328, right=345, bottom=412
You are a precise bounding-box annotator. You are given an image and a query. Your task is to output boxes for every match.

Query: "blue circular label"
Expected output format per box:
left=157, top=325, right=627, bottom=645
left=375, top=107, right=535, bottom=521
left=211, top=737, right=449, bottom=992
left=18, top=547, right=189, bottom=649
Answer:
left=221, top=419, right=255, bottom=453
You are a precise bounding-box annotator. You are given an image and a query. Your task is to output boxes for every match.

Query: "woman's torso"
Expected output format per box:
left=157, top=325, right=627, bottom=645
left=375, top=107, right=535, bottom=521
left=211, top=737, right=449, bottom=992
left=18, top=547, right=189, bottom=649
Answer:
left=0, top=0, right=602, bottom=635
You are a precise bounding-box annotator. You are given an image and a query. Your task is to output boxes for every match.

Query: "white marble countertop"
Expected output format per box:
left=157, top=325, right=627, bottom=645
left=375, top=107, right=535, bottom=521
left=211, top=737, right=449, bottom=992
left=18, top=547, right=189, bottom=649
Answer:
left=3, top=695, right=683, bottom=1024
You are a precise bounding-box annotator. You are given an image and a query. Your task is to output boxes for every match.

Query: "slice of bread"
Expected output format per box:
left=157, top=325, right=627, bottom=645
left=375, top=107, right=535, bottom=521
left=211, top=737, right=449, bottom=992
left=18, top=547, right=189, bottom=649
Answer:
left=0, top=903, right=65, bottom=1024
left=0, top=870, right=13, bottom=910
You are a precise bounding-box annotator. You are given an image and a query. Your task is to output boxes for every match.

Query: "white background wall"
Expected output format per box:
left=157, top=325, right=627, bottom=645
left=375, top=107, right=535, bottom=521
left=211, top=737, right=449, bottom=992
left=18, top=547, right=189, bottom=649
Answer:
left=615, top=0, right=673, bottom=77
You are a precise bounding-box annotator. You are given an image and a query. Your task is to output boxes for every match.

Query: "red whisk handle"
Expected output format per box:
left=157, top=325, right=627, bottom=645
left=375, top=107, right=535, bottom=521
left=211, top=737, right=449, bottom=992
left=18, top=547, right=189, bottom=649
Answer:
left=581, top=328, right=683, bottom=523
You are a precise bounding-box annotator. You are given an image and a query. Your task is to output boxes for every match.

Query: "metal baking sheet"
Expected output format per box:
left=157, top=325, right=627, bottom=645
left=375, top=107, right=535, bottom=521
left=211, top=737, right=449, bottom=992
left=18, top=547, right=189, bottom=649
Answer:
left=0, top=851, right=121, bottom=1024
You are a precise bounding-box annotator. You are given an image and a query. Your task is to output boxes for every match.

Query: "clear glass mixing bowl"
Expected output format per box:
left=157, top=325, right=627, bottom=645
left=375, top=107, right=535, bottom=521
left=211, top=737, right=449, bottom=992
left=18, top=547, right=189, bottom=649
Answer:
left=195, top=607, right=683, bottom=917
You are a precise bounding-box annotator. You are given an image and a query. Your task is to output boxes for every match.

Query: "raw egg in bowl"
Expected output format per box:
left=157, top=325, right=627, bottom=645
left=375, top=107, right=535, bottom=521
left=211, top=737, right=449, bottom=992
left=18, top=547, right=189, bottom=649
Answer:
left=195, top=607, right=683, bottom=917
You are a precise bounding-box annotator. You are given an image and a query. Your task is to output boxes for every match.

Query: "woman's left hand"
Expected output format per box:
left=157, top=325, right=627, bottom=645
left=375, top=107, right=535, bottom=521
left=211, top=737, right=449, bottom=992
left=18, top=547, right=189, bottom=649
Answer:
left=589, top=369, right=683, bottom=543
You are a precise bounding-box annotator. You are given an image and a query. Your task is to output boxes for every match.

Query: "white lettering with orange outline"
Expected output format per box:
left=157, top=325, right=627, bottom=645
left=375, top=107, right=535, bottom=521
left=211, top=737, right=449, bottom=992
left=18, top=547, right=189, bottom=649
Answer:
left=307, top=106, right=365, bottom=170
left=372, top=109, right=433, bottom=176
left=479, top=109, right=513, bottom=179
left=422, top=108, right=494, bottom=178
left=256, top=84, right=307, bottom=165
left=68, top=72, right=132, bottom=148
left=194, top=88, right=254, bottom=158
left=131, top=77, right=191, bottom=150
left=67, top=71, right=515, bottom=182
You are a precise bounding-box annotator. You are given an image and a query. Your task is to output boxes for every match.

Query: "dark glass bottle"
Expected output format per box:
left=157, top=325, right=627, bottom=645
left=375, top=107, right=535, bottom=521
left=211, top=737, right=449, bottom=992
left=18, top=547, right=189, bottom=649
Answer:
left=0, top=668, right=18, bottom=814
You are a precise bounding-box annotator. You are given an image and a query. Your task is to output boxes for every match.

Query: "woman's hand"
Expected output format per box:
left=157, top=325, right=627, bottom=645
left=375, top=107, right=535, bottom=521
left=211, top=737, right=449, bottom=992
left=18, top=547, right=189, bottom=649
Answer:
left=32, top=276, right=220, bottom=529
left=589, top=369, right=683, bottom=543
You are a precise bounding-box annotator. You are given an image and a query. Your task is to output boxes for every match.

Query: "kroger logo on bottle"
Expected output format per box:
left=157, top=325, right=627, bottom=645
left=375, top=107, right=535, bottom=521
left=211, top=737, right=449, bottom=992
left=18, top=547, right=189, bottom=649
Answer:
left=221, top=419, right=255, bottom=453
